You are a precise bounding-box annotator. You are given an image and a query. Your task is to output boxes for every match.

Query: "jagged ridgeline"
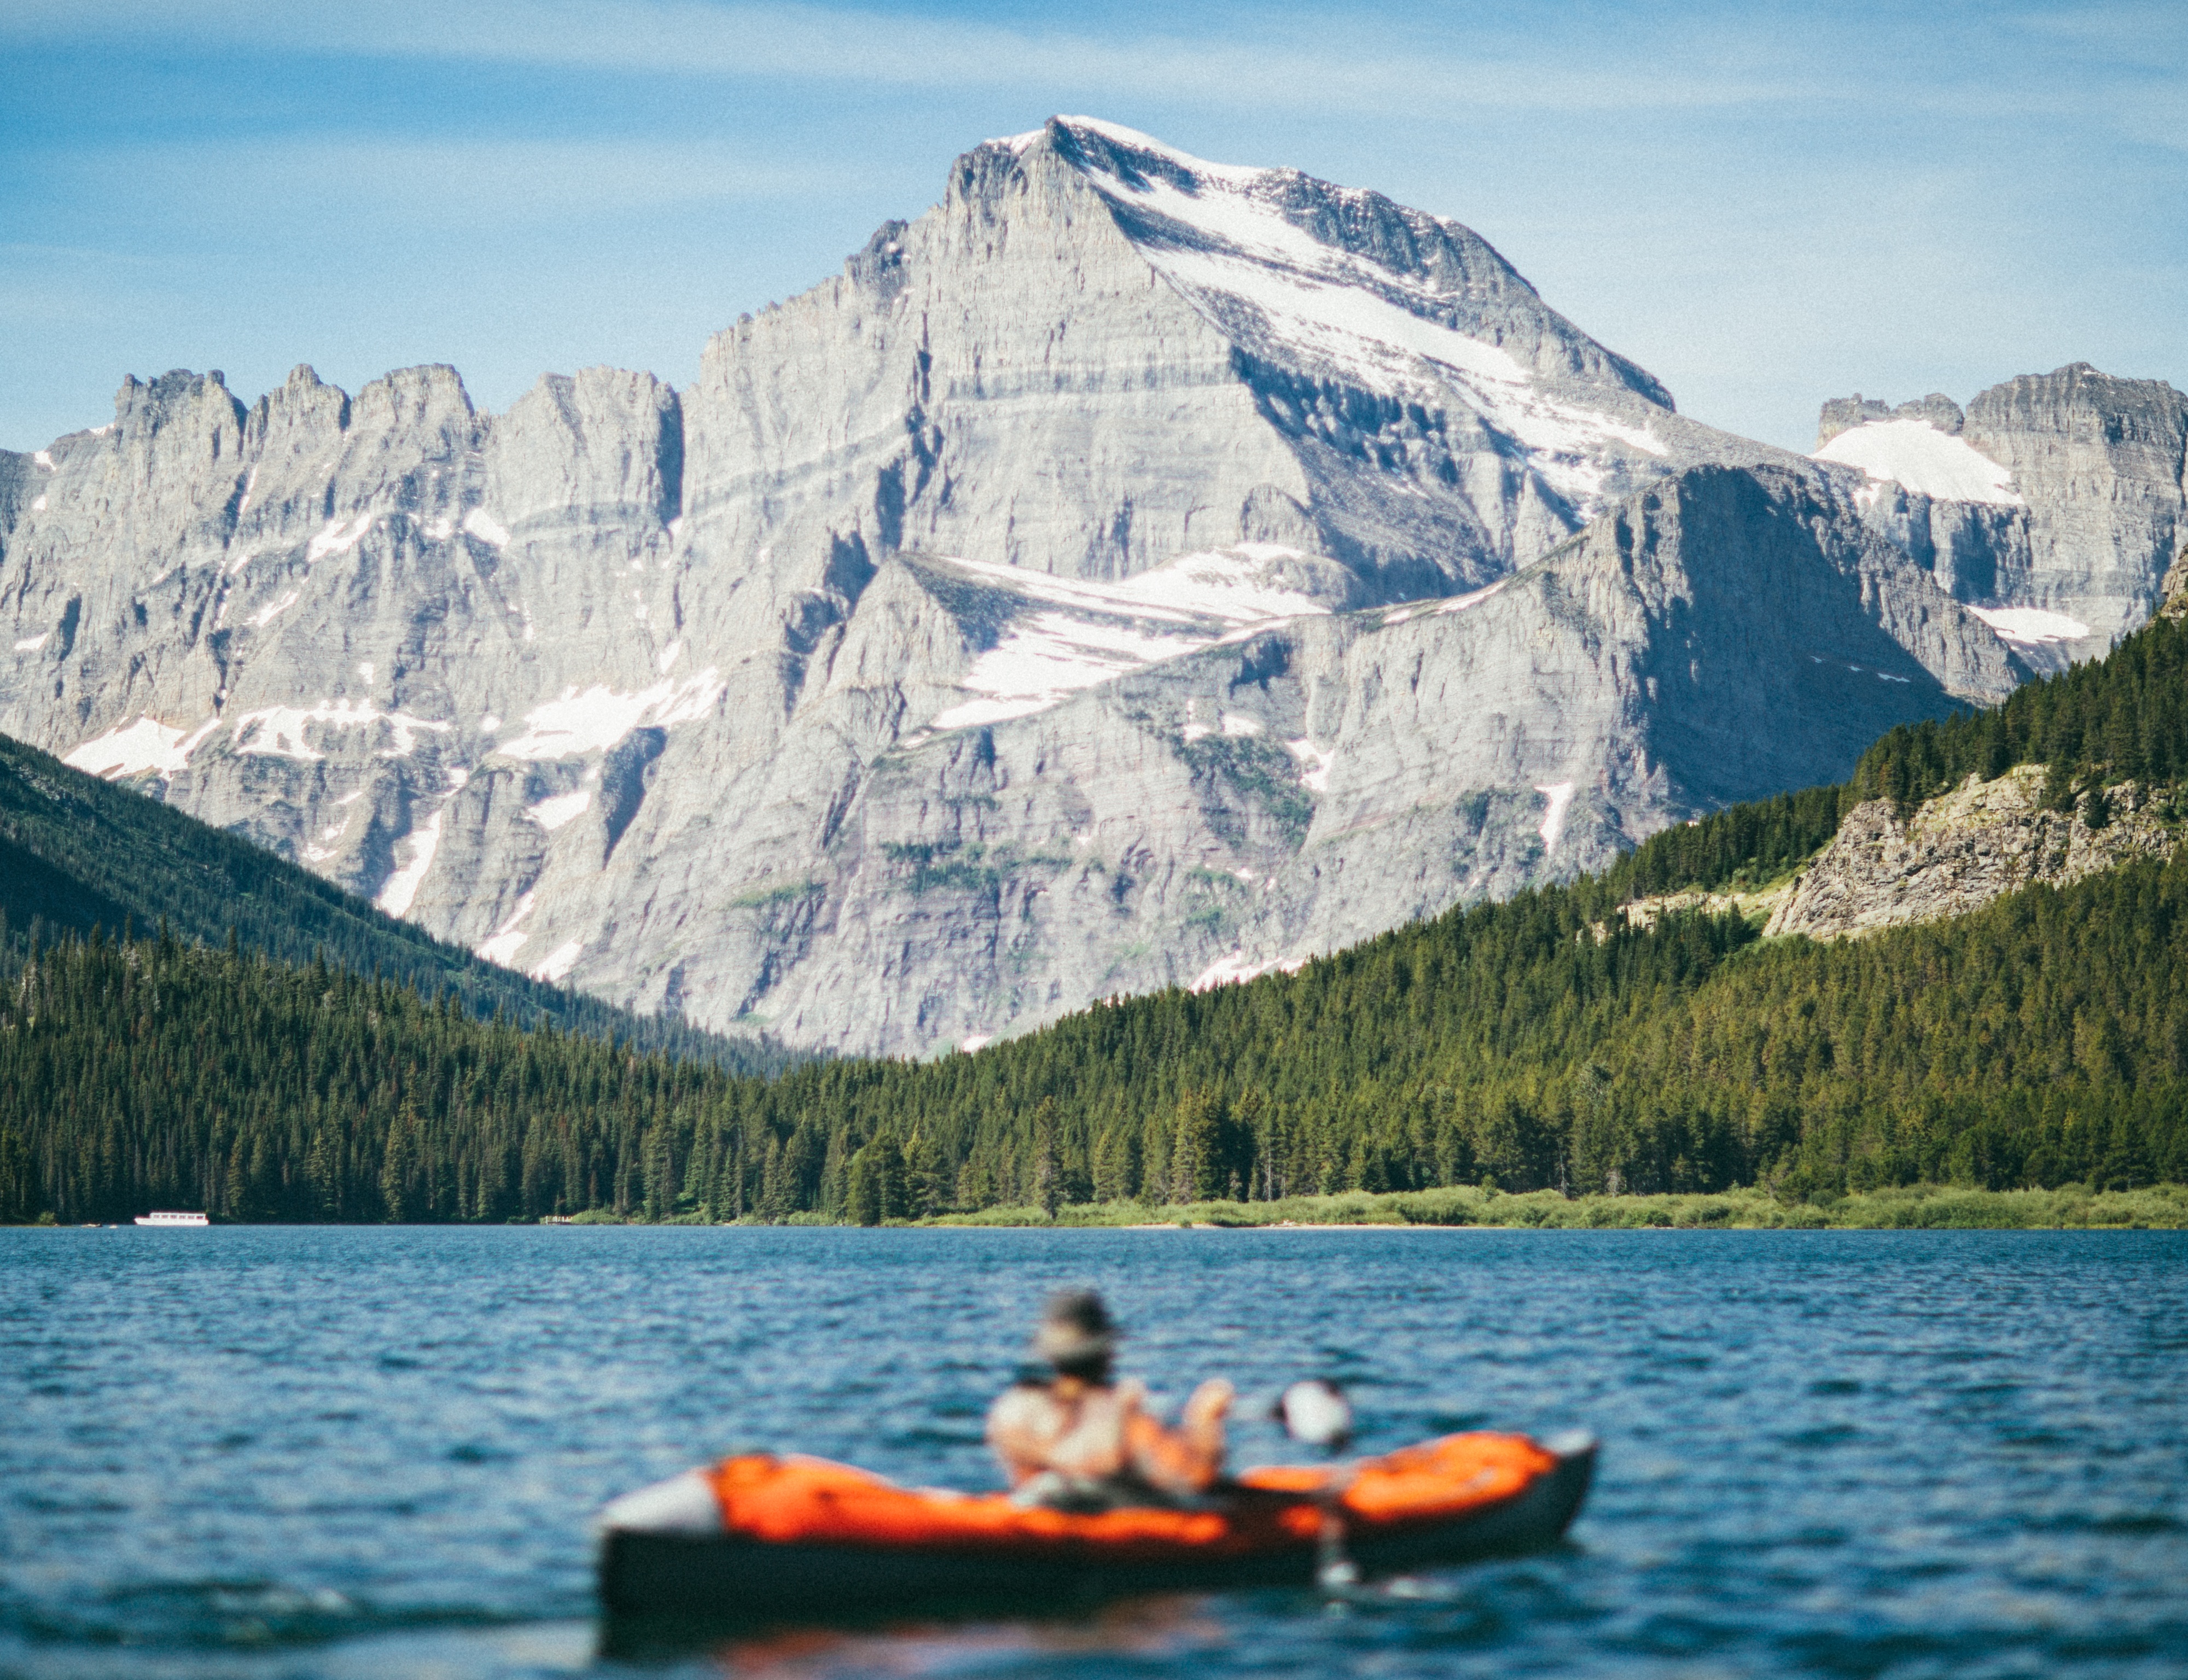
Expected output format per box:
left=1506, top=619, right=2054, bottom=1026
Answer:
left=8, top=609, right=2188, bottom=1224
left=0, top=730, right=790, bottom=1075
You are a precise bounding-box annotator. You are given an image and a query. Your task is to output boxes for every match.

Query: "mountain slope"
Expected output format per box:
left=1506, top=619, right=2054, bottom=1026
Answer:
left=0, top=729, right=788, bottom=1074
left=672, top=462, right=2015, bottom=1052
left=0, top=117, right=2139, bottom=1057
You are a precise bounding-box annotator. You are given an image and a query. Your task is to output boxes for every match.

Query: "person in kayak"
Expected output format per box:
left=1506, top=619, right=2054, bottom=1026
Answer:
left=986, top=1288, right=1234, bottom=1510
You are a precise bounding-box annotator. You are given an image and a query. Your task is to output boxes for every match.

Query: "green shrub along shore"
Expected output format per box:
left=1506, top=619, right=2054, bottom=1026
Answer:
left=9, top=602, right=2188, bottom=1228
left=923, top=1182, right=2188, bottom=1230
left=536, top=1182, right=2184, bottom=1231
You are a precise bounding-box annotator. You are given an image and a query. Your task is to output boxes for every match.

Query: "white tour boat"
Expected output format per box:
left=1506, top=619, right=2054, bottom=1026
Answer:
left=134, top=1211, right=210, bottom=1227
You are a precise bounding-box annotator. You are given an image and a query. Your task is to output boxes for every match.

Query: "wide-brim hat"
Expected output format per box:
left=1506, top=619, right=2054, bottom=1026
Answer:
left=1033, top=1288, right=1118, bottom=1365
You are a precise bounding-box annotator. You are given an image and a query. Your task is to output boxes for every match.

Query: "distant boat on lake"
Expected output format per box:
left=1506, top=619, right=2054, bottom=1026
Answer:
left=134, top=1211, right=210, bottom=1227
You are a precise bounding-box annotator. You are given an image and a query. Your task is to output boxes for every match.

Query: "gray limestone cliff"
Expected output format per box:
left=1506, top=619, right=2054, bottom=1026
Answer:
left=0, top=116, right=2104, bottom=1057
left=1812, top=364, right=2188, bottom=666
left=1965, top=364, right=2188, bottom=645
left=592, top=463, right=2012, bottom=1053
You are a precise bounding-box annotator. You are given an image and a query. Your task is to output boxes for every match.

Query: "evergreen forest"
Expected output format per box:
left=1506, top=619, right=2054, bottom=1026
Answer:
left=0, top=730, right=787, bottom=1073
left=7, top=611, right=2188, bottom=1226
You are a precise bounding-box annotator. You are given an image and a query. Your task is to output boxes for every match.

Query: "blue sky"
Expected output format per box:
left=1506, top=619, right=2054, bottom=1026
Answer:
left=3, top=0, right=2183, bottom=453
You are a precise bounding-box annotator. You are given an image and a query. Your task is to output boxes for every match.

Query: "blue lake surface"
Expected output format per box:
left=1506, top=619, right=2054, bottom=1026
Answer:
left=3, top=1226, right=2183, bottom=1678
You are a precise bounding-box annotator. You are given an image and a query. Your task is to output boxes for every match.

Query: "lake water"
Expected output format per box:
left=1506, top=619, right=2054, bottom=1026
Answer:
left=3, top=1227, right=2183, bottom=1679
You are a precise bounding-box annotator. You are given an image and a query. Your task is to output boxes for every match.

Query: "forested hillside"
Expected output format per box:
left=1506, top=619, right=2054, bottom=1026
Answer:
left=0, top=732, right=788, bottom=1074
left=7, top=611, right=2186, bottom=1225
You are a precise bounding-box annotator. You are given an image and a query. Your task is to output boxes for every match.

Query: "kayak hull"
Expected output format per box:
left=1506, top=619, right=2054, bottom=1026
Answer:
left=600, top=1433, right=1595, bottom=1621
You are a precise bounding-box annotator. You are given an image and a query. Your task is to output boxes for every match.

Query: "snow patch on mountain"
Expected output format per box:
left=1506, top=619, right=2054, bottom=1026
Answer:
left=476, top=892, right=539, bottom=966
left=307, top=513, right=374, bottom=563
left=528, top=789, right=593, bottom=831
left=463, top=509, right=511, bottom=546
left=1813, top=419, right=2021, bottom=506
left=376, top=805, right=446, bottom=917
left=229, top=700, right=452, bottom=763
left=63, top=716, right=198, bottom=779
left=1535, top=780, right=1576, bottom=849
left=928, top=547, right=1332, bottom=731
left=935, top=615, right=1203, bottom=730
left=1284, top=738, right=1336, bottom=792
left=1438, top=579, right=1512, bottom=616
left=496, top=670, right=725, bottom=760
left=1192, top=949, right=1308, bottom=992
left=532, top=939, right=583, bottom=983
left=1966, top=605, right=2090, bottom=646
left=950, top=545, right=1330, bottom=625
left=375, top=768, right=470, bottom=917
left=248, top=590, right=301, bottom=629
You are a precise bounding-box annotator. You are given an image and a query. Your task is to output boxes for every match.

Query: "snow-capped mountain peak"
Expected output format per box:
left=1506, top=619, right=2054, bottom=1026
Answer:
left=19, top=120, right=2168, bottom=1063
left=1026, top=115, right=1680, bottom=520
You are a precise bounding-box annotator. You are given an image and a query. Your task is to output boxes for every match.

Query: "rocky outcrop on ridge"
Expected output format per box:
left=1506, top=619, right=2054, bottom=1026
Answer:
left=1764, top=765, right=2176, bottom=942
left=0, top=115, right=2106, bottom=1057
left=1817, top=392, right=1965, bottom=448
left=2158, top=544, right=2188, bottom=619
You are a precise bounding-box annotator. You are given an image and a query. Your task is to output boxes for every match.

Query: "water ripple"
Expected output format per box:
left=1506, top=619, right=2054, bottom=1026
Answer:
left=2, top=1227, right=2183, bottom=1678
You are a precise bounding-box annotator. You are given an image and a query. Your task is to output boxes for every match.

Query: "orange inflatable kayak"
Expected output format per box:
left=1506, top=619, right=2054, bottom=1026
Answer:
left=598, top=1430, right=1596, bottom=1619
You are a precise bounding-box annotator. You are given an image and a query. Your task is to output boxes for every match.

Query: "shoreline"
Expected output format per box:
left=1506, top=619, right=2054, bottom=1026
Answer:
left=15, top=1183, right=2180, bottom=1232
left=916, top=1182, right=2188, bottom=1233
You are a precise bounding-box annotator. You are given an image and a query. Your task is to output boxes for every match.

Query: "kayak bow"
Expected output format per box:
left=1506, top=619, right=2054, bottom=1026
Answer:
left=598, top=1429, right=1596, bottom=1619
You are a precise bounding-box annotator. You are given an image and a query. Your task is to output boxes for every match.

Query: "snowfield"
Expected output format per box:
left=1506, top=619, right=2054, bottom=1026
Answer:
left=62, top=717, right=201, bottom=780
left=1813, top=419, right=2022, bottom=506
left=496, top=670, right=725, bottom=760
left=1966, top=605, right=2091, bottom=647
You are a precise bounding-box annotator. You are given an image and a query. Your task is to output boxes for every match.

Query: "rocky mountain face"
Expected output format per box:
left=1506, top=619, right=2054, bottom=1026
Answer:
left=1811, top=365, right=2188, bottom=667
left=1764, top=766, right=2175, bottom=942
left=0, top=115, right=2134, bottom=1057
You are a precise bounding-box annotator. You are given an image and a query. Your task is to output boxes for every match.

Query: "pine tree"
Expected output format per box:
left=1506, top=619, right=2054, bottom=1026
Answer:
left=1171, top=1088, right=1223, bottom=1203
left=1029, top=1100, right=1061, bottom=1215
left=905, top=1130, right=945, bottom=1217
left=381, top=1102, right=420, bottom=1222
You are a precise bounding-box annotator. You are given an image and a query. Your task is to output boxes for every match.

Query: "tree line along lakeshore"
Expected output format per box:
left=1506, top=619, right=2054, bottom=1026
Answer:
left=8, top=611, right=2188, bottom=1227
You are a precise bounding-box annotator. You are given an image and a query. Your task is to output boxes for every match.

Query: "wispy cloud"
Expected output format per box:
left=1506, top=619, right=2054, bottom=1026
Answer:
left=0, top=0, right=1820, bottom=114
left=3, top=0, right=2181, bottom=453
